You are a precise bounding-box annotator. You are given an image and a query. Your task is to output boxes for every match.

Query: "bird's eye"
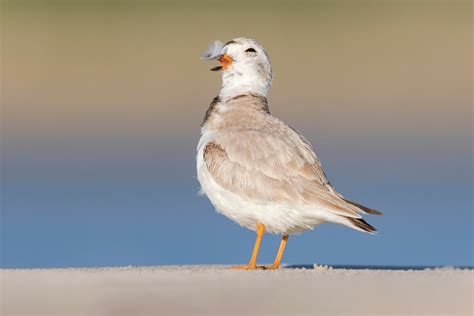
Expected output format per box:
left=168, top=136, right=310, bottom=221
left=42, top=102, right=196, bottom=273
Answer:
left=245, top=48, right=257, bottom=53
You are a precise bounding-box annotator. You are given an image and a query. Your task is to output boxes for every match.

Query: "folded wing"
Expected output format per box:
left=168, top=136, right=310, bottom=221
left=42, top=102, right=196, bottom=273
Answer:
left=203, top=120, right=378, bottom=219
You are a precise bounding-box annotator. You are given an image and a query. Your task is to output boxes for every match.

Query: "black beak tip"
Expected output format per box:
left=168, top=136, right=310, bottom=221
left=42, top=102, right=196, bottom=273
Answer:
left=210, top=66, right=223, bottom=71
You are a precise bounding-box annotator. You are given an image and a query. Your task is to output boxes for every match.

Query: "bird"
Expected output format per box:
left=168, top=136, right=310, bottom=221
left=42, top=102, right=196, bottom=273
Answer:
left=197, top=37, right=383, bottom=270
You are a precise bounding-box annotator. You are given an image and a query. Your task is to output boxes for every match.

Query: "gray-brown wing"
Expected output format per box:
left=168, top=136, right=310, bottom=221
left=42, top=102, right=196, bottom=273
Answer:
left=204, top=124, right=363, bottom=218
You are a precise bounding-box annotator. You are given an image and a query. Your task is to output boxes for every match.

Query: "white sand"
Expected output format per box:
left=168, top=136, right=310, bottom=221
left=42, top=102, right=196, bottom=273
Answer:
left=1, top=265, right=472, bottom=316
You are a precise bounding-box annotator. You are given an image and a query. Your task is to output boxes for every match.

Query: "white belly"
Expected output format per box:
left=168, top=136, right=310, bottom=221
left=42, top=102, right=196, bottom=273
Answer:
left=196, top=128, right=324, bottom=235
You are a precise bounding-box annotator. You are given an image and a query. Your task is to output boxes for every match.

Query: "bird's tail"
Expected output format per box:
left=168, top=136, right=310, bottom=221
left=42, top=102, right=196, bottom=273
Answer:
left=346, top=217, right=377, bottom=234
left=318, top=196, right=381, bottom=234
left=342, top=198, right=383, bottom=216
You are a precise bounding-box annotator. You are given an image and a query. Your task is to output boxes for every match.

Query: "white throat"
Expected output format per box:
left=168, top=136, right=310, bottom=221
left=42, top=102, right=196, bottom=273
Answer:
left=219, top=69, right=272, bottom=100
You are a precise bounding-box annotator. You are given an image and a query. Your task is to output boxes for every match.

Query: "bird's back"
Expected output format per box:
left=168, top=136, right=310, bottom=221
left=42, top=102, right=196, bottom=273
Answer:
left=197, top=94, right=381, bottom=234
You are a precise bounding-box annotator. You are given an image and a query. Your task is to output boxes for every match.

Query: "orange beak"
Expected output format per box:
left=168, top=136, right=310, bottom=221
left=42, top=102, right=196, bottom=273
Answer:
left=210, top=54, right=233, bottom=71
left=218, top=54, right=233, bottom=69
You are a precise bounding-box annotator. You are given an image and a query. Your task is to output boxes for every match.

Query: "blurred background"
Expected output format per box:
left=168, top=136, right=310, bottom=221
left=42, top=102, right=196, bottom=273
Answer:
left=1, top=0, right=472, bottom=268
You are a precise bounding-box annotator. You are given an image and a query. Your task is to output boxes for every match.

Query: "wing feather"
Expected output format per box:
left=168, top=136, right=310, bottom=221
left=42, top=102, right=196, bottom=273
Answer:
left=203, top=119, right=363, bottom=219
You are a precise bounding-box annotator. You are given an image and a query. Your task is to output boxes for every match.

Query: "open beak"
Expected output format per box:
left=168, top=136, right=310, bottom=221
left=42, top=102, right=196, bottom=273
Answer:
left=210, top=54, right=233, bottom=71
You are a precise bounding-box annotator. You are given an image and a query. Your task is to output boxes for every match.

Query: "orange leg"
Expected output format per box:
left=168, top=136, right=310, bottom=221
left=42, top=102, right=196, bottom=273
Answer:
left=230, top=223, right=265, bottom=270
left=263, top=235, right=289, bottom=270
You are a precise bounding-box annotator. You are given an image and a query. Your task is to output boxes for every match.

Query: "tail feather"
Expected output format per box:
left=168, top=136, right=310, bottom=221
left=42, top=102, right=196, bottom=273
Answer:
left=347, top=217, right=377, bottom=233
left=342, top=198, right=383, bottom=216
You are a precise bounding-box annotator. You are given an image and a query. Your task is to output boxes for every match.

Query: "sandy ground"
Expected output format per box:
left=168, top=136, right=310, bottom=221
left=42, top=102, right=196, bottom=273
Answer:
left=1, top=265, right=472, bottom=316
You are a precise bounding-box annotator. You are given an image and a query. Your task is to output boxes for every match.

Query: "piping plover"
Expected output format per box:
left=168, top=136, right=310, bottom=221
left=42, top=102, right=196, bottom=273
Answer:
left=197, top=38, right=382, bottom=270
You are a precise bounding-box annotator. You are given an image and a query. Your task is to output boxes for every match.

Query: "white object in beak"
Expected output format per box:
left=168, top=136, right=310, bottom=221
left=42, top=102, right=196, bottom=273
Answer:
left=201, top=40, right=224, bottom=60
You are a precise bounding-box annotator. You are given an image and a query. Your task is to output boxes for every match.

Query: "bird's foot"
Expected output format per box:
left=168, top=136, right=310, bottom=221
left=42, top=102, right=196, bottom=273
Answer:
left=260, top=264, right=280, bottom=270
left=229, top=264, right=280, bottom=270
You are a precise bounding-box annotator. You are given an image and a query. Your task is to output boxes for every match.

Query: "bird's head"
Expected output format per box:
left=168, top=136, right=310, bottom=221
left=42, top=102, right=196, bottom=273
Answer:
left=202, top=37, right=272, bottom=99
